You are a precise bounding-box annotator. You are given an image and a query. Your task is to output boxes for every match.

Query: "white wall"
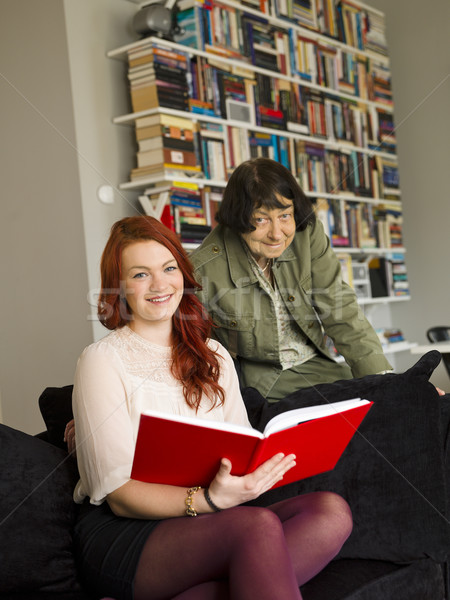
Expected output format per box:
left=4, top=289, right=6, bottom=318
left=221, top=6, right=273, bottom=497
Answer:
left=63, top=0, right=141, bottom=341
left=369, top=0, right=450, bottom=389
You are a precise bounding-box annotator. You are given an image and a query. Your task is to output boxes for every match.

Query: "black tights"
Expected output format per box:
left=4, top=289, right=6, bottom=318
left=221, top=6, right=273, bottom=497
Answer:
left=134, top=491, right=352, bottom=600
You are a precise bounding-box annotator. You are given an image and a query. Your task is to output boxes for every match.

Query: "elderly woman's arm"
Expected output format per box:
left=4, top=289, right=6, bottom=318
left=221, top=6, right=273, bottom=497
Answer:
left=308, top=220, right=393, bottom=377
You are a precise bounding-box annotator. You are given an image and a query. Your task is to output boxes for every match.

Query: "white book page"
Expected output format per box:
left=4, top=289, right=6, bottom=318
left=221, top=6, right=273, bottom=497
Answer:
left=263, top=398, right=369, bottom=437
left=140, top=408, right=264, bottom=439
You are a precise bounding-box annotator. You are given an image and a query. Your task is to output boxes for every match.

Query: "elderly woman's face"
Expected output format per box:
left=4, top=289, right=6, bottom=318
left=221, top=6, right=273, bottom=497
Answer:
left=241, top=198, right=296, bottom=264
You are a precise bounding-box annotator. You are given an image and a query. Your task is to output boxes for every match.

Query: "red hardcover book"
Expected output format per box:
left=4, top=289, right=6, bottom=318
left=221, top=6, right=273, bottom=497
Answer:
left=131, top=399, right=372, bottom=490
left=160, top=204, right=175, bottom=232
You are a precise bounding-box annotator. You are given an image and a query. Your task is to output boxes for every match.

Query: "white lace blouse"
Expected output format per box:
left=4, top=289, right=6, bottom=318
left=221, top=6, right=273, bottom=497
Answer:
left=72, top=326, right=251, bottom=505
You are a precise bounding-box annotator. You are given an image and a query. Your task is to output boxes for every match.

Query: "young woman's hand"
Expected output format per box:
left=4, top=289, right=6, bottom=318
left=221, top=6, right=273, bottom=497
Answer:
left=207, top=453, right=296, bottom=510
left=64, top=419, right=76, bottom=456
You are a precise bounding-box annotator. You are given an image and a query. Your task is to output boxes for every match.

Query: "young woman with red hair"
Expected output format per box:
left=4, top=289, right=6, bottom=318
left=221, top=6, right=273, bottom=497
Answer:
left=72, top=216, right=352, bottom=600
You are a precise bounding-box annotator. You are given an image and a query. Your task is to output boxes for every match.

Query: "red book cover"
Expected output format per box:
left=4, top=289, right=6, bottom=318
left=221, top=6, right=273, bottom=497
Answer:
left=131, top=399, right=372, bottom=490
left=259, top=106, right=284, bottom=119
left=160, top=204, right=175, bottom=232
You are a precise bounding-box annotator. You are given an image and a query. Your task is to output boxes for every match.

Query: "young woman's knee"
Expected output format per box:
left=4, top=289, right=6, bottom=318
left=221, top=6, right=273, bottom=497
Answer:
left=225, top=506, right=284, bottom=541
left=315, top=491, right=353, bottom=540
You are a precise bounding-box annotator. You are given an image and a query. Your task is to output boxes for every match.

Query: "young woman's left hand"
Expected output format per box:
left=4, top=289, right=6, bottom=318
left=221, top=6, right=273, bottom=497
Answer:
left=207, top=453, right=296, bottom=509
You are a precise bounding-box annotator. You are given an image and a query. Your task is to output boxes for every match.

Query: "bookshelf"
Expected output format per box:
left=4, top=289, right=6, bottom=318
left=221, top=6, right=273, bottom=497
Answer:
left=108, top=0, right=412, bottom=350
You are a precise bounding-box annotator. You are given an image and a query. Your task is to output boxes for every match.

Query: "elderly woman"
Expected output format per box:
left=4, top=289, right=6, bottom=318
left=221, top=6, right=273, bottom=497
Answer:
left=191, top=158, right=392, bottom=401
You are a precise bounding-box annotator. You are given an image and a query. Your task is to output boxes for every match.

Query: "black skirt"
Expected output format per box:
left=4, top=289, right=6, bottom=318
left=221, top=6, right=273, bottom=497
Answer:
left=73, top=500, right=161, bottom=600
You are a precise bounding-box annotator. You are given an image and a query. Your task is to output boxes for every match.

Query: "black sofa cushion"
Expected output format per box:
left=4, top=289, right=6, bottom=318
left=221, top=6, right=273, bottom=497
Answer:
left=245, top=351, right=450, bottom=564
left=301, top=558, right=445, bottom=600
left=0, top=423, right=86, bottom=599
left=39, top=384, right=76, bottom=450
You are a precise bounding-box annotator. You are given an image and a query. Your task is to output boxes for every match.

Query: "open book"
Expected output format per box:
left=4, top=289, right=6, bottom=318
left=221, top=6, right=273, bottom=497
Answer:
left=131, top=398, right=373, bottom=490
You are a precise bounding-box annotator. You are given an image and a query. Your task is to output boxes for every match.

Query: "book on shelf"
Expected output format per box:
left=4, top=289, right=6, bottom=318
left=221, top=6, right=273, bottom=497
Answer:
left=130, top=162, right=202, bottom=182
left=170, top=188, right=203, bottom=211
left=272, top=0, right=317, bottom=29
left=249, top=131, right=276, bottom=160
left=373, top=204, right=403, bottom=248
left=173, top=0, right=203, bottom=49
left=389, top=253, right=409, bottom=296
left=275, top=30, right=292, bottom=76
left=201, top=186, right=223, bottom=228
left=137, top=147, right=199, bottom=169
left=376, top=156, right=400, bottom=195
left=364, top=11, right=388, bottom=55
left=336, top=252, right=353, bottom=287
left=177, top=212, right=207, bottom=226
left=137, top=135, right=195, bottom=152
left=377, top=328, right=405, bottom=346
left=140, top=135, right=196, bottom=154
left=313, top=197, right=331, bottom=239
left=130, top=84, right=190, bottom=113
left=131, top=398, right=373, bottom=489
left=179, top=222, right=212, bottom=242
left=135, top=113, right=196, bottom=132
left=128, top=45, right=190, bottom=113
left=368, top=256, right=392, bottom=297
left=286, top=120, right=309, bottom=135
left=135, top=123, right=163, bottom=142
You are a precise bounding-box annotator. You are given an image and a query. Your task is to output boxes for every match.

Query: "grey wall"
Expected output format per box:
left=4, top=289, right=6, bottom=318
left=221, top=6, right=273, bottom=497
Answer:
left=0, top=0, right=93, bottom=433
left=369, top=0, right=450, bottom=389
left=0, top=0, right=139, bottom=433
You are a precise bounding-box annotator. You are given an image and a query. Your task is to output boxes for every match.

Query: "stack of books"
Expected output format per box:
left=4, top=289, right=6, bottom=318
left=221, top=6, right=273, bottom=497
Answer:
left=173, top=0, right=201, bottom=49
left=170, top=182, right=211, bottom=245
left=376, top=110, right=396, bottom=154
left=371, top=63, right=393, bottom=106
left=369, top=253, right=409, bottom=298
left=390, top=254, right=409, bottom=297
left=131, top=114, right=202, bottom=182
left=198, top=122, right=227, bottom=180
left=128, top=43, right=191, bottom=114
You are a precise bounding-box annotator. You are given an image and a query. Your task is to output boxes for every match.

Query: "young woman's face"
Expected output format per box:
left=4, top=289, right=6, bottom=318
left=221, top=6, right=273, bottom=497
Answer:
left=121, top=240, right=184, bottom=332
left=241, top=198, right=296, bottom=263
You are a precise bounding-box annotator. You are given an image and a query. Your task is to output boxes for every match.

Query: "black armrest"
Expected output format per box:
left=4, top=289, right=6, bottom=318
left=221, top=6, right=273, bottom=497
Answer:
left=245, top=352, right=450, bottom=564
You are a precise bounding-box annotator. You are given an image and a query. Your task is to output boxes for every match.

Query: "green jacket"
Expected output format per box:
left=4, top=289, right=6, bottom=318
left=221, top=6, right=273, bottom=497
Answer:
left=191, top=220, right=392, bottom=395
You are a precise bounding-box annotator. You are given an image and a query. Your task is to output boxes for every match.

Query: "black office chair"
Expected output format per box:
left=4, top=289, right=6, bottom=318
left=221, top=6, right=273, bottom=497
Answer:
left=426, top=326, right=450, bottom=378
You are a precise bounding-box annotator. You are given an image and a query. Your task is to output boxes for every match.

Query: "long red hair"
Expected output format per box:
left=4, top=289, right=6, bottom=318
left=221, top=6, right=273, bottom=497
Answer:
left=98, top=216, right=224, bottom=411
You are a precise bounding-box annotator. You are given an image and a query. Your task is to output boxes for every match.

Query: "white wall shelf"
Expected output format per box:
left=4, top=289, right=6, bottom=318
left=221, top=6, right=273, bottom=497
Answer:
left=108, top=36, right=393, bottom=112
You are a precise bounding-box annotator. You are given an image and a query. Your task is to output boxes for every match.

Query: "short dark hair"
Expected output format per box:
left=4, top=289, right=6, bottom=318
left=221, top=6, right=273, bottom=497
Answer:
left=216, top=158, right=316, bottom=233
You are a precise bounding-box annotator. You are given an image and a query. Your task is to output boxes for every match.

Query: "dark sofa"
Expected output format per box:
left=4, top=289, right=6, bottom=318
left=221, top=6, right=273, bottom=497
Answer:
left=0, top=351, right=448, bottom=599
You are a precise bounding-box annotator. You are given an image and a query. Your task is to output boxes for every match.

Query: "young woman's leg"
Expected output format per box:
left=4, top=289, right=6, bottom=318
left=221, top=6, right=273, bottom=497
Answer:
left=171, top=581, right=228, bottom=600
left=269, top=491, right=353, bottom=585
left=133, top=505, right=302, bottom=600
